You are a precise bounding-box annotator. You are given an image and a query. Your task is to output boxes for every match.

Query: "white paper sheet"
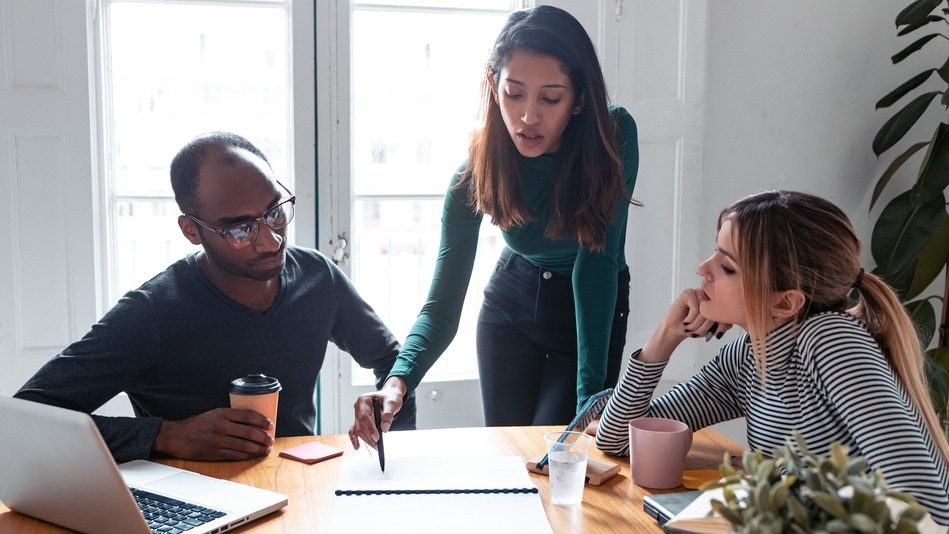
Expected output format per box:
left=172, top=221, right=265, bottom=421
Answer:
left=330, top=455, right=553, bottom=533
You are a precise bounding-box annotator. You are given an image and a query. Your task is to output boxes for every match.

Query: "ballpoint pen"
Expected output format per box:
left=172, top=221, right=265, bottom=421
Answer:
left=372, top=397, right=385, bottom=472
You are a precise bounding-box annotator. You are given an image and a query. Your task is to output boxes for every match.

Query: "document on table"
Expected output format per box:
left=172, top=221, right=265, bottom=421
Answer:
left=330, top=455, right=553, bottom=533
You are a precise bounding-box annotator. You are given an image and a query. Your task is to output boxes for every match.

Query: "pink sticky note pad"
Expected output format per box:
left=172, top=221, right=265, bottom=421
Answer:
left=279, top=441, right=344, bottom=464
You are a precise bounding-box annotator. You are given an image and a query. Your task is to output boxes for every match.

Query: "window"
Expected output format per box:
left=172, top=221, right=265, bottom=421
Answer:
left=101, top=0, right=292, bottom=303
left=348, top=2, right=517, bottom=383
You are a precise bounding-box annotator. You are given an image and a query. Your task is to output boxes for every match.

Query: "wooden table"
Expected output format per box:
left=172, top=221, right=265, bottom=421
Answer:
left=0, top=425, right=742, bottom=533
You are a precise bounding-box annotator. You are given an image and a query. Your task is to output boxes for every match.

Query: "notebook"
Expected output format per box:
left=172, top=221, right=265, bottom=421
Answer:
left=330, top=455, right=552, bottom=533
left=655, top=486, right=948, bottom=534
left=0, top=395, right=288, bottom=533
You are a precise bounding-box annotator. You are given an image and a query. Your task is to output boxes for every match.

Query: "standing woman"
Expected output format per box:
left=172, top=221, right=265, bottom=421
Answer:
left=350, top=5, right=639, bottom=444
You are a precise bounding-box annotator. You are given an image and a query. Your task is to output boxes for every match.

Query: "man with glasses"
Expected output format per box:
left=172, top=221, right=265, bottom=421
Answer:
left=15, top=132, right=416, bottom=462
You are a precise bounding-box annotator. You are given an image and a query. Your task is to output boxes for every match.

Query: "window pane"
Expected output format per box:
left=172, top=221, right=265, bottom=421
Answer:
left=114, top=200, right=195, bottom=292
left=106, top=1, right=290, bottom=298
left=355, top=1, right=515, bottom=10
left=353, top=199, right=504, bottom=380
left=351, top=6, right=510, bottom=383
left=352, top=10, right=507, bottom=196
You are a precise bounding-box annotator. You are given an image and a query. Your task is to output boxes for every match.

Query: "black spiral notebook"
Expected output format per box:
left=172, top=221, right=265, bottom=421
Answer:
left=334, top=455, right=538, bottom=495
left=331, top=455, right=552, bottom=533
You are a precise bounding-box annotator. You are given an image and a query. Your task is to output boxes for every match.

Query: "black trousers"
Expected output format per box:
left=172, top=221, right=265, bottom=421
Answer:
left=476, top=248, right=630, bottom=426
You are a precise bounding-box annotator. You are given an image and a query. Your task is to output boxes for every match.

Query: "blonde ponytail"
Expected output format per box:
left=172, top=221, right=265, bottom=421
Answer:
left=850, top=272, right=949, bottom=464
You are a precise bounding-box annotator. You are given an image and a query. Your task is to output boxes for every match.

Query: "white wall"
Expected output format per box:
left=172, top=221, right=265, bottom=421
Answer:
left=693, top=0, right=938, bottom=447
left=704, top=0, right=921, bottom=257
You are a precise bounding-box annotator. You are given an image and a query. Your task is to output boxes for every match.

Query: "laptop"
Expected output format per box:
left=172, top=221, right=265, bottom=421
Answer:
left=0, top=395, right=288, bottom=533
left=643, top=489, right=703, bottom=526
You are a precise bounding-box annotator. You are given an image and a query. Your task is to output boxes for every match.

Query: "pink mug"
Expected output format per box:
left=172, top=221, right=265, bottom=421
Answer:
left=628, top=417, right=693, bottom=489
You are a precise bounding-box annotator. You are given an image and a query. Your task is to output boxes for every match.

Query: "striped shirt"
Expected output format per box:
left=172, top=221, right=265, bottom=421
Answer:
left=596, top=312, right=949, bottom=525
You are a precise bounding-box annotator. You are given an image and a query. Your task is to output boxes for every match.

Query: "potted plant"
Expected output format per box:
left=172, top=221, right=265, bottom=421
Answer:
left=699, top=433, right=932, bottom=533
left=871, top=0, right=949, bottom=422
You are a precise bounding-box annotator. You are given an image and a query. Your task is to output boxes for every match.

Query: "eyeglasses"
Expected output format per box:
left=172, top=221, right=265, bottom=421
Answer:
left=185, top=182, right=296, bottom=249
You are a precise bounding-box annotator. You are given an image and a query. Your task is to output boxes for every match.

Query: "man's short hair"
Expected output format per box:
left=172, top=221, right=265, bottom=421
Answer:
left=170, top=132, right=269, bottom=214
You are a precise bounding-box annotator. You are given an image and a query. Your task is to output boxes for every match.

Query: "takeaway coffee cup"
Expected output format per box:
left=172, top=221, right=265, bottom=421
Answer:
left=628, top=417, right=693, bottom=489
left=229, top=374, right=281, bottom=439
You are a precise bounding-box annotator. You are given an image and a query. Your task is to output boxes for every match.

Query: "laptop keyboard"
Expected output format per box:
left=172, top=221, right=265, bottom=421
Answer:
left=130, top=487, right=227, bottom=533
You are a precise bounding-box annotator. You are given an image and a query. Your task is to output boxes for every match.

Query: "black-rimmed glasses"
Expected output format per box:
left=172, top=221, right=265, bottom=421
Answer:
left=185, top=183, right=296, bottom=249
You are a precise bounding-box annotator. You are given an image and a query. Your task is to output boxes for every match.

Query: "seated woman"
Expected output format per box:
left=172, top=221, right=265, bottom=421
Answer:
left=595, top=190, right=949, bottom=525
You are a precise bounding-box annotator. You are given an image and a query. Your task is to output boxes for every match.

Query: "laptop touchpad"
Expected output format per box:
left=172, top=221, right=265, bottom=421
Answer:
left=146, top=472, right=230, bottom=496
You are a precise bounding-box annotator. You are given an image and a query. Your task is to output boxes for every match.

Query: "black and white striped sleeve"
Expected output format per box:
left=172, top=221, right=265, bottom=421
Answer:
left=595, top=342, right=748, bottom=456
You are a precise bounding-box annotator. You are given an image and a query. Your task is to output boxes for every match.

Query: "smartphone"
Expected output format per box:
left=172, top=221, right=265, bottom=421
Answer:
left=536, top=388, right=614, bottom=469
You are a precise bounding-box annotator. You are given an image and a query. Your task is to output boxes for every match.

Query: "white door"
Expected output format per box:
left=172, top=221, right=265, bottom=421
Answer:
left=317, top=0, right=709, bottom=433
left=0, top=0, right=99, bottom=396
left=603, top=0, right=710, bottom=380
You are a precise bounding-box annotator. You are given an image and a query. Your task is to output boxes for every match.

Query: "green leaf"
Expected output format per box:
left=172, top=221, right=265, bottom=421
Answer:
left=846, top=513, right=881, bottom=533
left=928, top=347, right=949, bottom=380
left=892, top=33, right=941, bottom=64
left=896, top=517, right=920, bottom=534
left=869, top=500, right=892, bottom=527
left=784, top=451, right=800, bottom=476
left=871, top=191, right=945, bottom=273
left=896, top=0, right=942, bottom=28
left=724, top=485, right=737, bottom=503
left=903, top=213, right=949, bottom=300
left=888, top=490, right=920, bottom=506
left=847, top=457, right=870, bottom=477
left=711, top=499, right=744, bottom=525
left=757, top=458, right=776, bottom=481
left=789, top=495, right=810, bottom=526
left=898, top=14, right=944, bottom=36
left=938, top=55, right=949, bottom=83
left=830, top=443, right=849, bottom=472
left=875, top=69, right=936, bottom=109
left=825, top=518, right=853, bottom=533
left=849, top=489, right=873, bottom=514
left=813, top=491, right=848, bottom=518
left=756, top=479, right=773, bottom=513
left=819, top=460, right=839, bottom=490
left=871, top=142, right=930, bottom=211
left=898, top=505, right=928, bottom=523
left=873, top=92, right=941, bottom=155
left=907, top=299, right=937, bottom=348
left=805, top=469, right=822, bottom=491
left=913, top=123, right=949, bottom=205
left=871, top=263, right=917, bottom=300
left=744, top=449, right=760, bottom=473
left=770, top=480, right=789, bottom=509
left=792, top=431, right=809, bottom=453
left=850, top=478, right=876, bottom=496
left=925, top=347, right=949, bottom=416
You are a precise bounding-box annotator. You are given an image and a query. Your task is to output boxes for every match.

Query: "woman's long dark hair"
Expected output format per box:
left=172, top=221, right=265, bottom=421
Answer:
left=460, top=5, right=628, bottom=251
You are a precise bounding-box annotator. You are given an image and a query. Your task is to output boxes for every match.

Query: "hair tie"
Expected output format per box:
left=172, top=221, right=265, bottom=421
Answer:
left=852, top=268, right=864, bottom=289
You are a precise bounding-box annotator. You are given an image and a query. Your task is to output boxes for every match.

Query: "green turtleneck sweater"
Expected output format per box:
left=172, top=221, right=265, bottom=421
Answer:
left=387, top=106, right=639, bottom=410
